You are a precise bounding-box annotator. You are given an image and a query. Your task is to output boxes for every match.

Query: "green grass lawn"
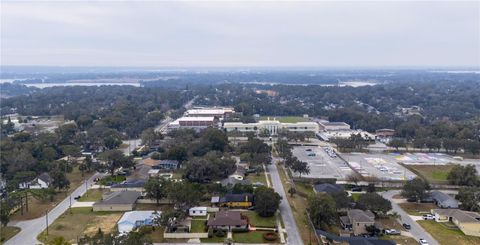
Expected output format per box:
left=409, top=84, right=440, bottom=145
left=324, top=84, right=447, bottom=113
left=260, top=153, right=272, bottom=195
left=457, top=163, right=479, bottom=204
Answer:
left=78, top=189, right=106, bottom=202
left=233, top=231, right=278, bottom=243
left=294, top=182, right=314, bottom=197
left=408, top=165, right=453, bottom=184
left=200, top=236, right=228, bottom=243
left=37, top=207, right=123, bottom=244
left=245, top=173, right=267, bottom=185
left=98, top=175, right=126, bottom=186
left=190, top=219, right=206, bottom=233
left=0, top=226, right=21, bottom=243
left=418, top=220, right=480, bottom=245
left=259, top=116, right=309, bottom=123
left=351, top=193, right=361, bottom=201
left=399, top=202, right=437, bottom=216
left=242, top=211, right=276, bottom=228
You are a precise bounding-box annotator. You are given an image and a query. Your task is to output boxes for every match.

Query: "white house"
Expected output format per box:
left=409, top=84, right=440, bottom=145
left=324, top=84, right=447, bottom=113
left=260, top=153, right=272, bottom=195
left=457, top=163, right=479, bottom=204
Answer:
left=117, top=210, right=161, bottom=233
left=189, top=207, right=208, bottom=217
left=19, top=173, right=53, bottom=189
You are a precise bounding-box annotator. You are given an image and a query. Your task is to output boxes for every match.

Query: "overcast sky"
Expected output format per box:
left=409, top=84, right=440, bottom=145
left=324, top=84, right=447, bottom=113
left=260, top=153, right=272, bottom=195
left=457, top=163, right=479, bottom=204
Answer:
left=1, top=1, right=479, bottom=67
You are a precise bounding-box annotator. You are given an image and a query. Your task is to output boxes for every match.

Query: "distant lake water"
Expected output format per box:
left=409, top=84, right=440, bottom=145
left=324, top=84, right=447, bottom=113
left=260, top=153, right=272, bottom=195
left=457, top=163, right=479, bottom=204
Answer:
left=6, top=82, right=141, bottom=88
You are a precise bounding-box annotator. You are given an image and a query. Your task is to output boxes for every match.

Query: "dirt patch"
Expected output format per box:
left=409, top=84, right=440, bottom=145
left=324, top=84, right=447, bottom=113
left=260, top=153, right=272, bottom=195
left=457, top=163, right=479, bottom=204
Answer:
left=84, top=213, right=122, bottom=236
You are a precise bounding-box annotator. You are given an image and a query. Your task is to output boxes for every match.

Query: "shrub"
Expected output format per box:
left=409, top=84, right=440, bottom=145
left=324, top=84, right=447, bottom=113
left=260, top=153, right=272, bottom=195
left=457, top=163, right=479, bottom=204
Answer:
left=207, top=227, right=214, bottom=238
left=215, top=229, right=226, bottom=237
left=263, top=232, right=278, bottom=241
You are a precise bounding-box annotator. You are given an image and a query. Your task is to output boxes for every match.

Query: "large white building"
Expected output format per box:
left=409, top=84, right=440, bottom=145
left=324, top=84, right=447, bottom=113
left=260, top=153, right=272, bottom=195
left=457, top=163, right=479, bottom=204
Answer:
left=168, top=116, right=218, bottom=131
left=223, top=119, right=319, bottom=135
left=185, top=107, right=234, bottom=119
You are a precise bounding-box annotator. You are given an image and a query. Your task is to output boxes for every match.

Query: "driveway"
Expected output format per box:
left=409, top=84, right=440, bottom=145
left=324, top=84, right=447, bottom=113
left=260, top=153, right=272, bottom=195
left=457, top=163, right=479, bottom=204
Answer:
left=381, top=190, right=439, bottom=245
left=6, top=172, right=104, bottom=245
left=267, top=157, right=303, bottom=245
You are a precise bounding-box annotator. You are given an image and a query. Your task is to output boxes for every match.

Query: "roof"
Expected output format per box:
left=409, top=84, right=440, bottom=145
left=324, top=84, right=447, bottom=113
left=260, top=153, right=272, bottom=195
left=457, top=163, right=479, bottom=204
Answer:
left=111, top=179, right=146, bottom=188
left=142, top=158, right=161, bottom=166
left=313, top=183, right=344, bottom=194
left=186, top=109, right=232, bottom=115
left=220, top=177, right=251, bottom=187
left=178, top=116, right=216, bottom=121
left=316, top=229, right=395, bottom=245
left=322, top=122, right=350, bottom=126
left=38, top=173, right=53, bottom=184
left=430, top=191, right=458, bottom=204
left=220, top=193, right=254, bottom=203
left=94, top=191, right=141, bottom=205
left=348, top=209, right=375, bottom=223
left=432, top=209, right=480, bottom=223
left=211, top=196, right=220, bottom=203
left=118, top=210, right=160, bottom=224
left=207, top=211, right=248, bottom=226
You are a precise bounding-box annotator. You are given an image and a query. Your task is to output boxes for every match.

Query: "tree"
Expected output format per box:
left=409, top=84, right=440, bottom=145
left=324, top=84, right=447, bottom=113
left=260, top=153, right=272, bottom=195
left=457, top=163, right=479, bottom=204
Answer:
left=166, top=181, right=202, bottom=210
left=254, top=186, right=282, bottom=217
left=388, top=139, right=406, bottom=151
left=464, top=140, right=480, bottom=155
left=356, top=193, right=392, bottom=215
left=330, top=191, right=352, bottom=210
left=447, top=164, right=479, bottom=186
left=288, top=187, right=297, bottom=197
left=0, top=199, right=13, bottom=226
left=47, top=236, right=72, bottom=245
left=307, top=193, right=337, bottom=229
left=141, top=128, right=163, bottom=147
left=50, top=170, right=70, bottom=190
left=162, top=146, right=188, bottom=162
left=290, top=159, right=310, bottom=178
left=456, top=187, right=480, bottom=212
left=402, top=177, right=430, bottom=201
left=145, top=178, right=169, bottom=205
left=101, top=149, right=133, bottom=176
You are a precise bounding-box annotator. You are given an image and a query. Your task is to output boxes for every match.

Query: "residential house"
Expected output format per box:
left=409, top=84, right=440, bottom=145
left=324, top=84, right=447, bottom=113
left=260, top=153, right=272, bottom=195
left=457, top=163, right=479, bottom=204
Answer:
left=207, top=211, right=248, bottom=231
left=219, top=194, right=254, bottom=208
left=432, top=209, right=480, bottom=237
left=117, top=210, right=161, bottom=233
left=152, top=160, right=179, bottom=170
left=341, top=209, right=375, bottom=235
left=93, top=190, right=141, bottom=211
left=189, top=207, right=208, bottom=217
left=313, top=183, right=344, bottom=194
left=110, top=179, right=146, bottom=192
left=19, top=173, right=53, bottom=189
left=430, top=191, right=459, bottom=208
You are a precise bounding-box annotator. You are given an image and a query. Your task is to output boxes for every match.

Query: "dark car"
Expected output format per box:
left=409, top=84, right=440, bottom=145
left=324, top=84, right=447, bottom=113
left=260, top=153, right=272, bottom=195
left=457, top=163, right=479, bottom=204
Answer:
left=73, top=195, right=81, bottom=200
left=351, top=187, right=362, bottom=192
left=403, top=223, right=411, bottom=230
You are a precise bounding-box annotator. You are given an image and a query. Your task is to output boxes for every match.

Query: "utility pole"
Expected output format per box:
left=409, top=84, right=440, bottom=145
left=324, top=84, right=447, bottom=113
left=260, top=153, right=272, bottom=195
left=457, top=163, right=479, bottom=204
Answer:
left=69, top=194, right=72, bottom=214
left=46, top=210, right=49, bottom=236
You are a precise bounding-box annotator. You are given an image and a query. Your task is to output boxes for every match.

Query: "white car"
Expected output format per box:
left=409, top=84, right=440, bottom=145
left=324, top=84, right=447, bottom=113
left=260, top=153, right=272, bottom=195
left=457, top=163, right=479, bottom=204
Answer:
left=385, top=229, right=400, bottom=235
left=419, top=238, right=429, bottom=245
left=422, top=214, right=435, bottom=220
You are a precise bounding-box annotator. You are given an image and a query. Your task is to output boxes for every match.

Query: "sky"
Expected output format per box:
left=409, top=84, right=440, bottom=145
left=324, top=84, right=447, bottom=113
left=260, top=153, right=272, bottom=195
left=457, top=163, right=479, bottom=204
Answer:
left=1, top=1, right=479, bottom=67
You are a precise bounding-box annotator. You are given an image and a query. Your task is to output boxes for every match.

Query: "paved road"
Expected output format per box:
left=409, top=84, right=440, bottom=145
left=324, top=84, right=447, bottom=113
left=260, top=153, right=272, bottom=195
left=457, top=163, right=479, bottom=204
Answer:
left=6, top=173, right=103, bottom=245
left=267, top=157, right=304, bottom=245
left=381, top=190, right=439, bottom=245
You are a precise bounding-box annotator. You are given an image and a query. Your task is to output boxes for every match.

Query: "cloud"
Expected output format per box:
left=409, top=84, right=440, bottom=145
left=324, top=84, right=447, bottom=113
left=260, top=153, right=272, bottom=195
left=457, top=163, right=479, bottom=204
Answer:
left=1, top=1, right=479, bottom=67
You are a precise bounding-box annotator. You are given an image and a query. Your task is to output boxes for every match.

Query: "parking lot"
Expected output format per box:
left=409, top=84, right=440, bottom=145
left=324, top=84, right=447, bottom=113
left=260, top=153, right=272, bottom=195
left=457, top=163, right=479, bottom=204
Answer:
left=341, top=153, right=417, bottom=181
left=395, top=152, right=480, bottom=172
left=291, top=146, right=354, bottom=180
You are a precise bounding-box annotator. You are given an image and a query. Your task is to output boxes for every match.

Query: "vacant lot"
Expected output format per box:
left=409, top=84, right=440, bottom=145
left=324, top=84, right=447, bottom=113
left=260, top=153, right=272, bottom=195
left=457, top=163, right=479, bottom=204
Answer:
left=259, top=116, right=309, bottom=123
left=408, top=165, right=453, bottom=184
left=37, top=207, right=122, bottom=244
left=233, top=231, right=279, bottom=243
left=381, top=235, right=417, bottom=245
left=399, top=202, right=437, bottom=216
left=418, top=220, right=480, bottom=245
left=0, top=226, right=21, bottom=243
left=242, top=211, right=276, bottom=228
left=78, top=189, right=106, bottom=202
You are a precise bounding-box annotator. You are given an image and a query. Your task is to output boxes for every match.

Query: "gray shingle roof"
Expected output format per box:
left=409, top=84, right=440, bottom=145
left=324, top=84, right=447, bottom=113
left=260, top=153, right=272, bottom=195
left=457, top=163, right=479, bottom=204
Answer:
left=313, top=183, right=343, bottom=194
left=207, top=211, right=248, bottom=226
left=348, top=209, right=375, bottom=223
left=95, top=191, right=141, bottom=205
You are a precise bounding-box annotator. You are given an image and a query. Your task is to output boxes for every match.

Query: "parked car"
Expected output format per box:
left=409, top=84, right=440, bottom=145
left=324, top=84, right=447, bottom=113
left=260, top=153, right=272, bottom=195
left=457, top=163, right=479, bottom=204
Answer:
left=305, top=149, right=312, bottom=151
left=385, top=229, right=400, bottom=235
left=73, top=195, right=81, bottom=200
left=402, top=223, right=411, bottom=230
left=422, top=214, right=435, bottom=220
left=419, top=238, right=429, bottom=245
left=351, top=187, right=362, bottom=192
left=307, top=153, right=316, bottom=157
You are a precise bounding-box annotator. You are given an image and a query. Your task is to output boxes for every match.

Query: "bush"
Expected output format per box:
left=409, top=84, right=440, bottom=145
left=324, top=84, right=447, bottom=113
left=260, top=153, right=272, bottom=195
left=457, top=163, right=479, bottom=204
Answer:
left=263, top=232, right=278, bottom=241
left=208, top=227, right=214, bottom=238
left=215, top=229, right=226, bottom=237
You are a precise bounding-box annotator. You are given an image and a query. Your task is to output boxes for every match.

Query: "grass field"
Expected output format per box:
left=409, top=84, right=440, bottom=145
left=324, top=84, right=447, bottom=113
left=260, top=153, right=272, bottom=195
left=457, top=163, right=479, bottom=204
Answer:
left=78, top=189, right=106, bottom=202
left=233, top=231, right=278, bottom=243
left=408, top=165, right=453, bottom=184
left=259, top=116, right=309, bottom=123
left=0, top=226, right=21, bottom=243
left=98, top=175, right=126, bottom=186
left=245, top=173, right=267, bottom=186
left=399, top=202, right=437, bottom=216
left=418, top=220, right=480, bottom=245
left=381, top=235, right=418, bottom=245
left=11, top=167, right=93, bottom=221
left=37, top=207, right=122, bottom=244
left=190, top=220, right=206, bottom=233
left=351, top=193, right=361, bottom=201
left=242, top=211, right=276, bottom=228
